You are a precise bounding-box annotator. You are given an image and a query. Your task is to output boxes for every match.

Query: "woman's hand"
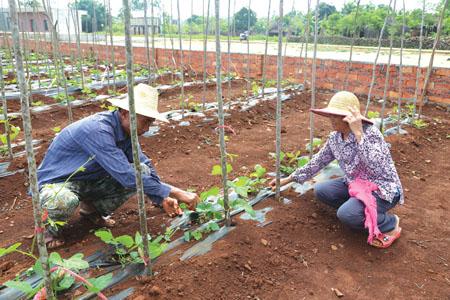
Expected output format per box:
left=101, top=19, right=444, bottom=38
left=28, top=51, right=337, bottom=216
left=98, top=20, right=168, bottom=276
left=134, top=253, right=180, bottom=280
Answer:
left=343, top=107, right=364, bottom=143
left=268, top=175, right=293, bottom=191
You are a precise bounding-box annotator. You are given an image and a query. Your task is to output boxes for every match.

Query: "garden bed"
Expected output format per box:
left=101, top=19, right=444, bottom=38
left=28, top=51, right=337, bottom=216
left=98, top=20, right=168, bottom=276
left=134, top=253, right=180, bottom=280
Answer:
left=0, top=77, right=449, bottom=299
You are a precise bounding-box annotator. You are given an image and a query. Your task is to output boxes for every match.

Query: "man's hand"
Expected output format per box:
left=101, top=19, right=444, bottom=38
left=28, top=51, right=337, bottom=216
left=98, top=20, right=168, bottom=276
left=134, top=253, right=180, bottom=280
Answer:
left=269, top=175, right=293, bottom=191
left=343, top=107, right=364, bottom=143
left=170, top=187, right=200, bottom=210
left=162, top=197, right=182, bottom=217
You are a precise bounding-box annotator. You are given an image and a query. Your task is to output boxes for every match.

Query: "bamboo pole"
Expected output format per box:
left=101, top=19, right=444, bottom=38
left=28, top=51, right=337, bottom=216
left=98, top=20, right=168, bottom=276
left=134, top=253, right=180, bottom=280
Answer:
left=42, top=0, right=73, bottom=123
left=226, top=0, right=232, bottom=100
left=302, top=0, right=311, bottom=85
left=201, top=0, right=211, bottom=110
left=144, top=0, right=151, bottom=84
left=379, top=0, right=397, bottom=132
left=17, top=0, right=31, bottom=93
left=309, top=0, right=319, bottom=159
left=0, top=53, right=12, bottom=160
left=275, top=0, right=284, bottom=199
left=8, top=0, right=54, bottom=297
left=245, top=0, right=251, bottom=95
left=418, top=0, right=448, bottom=118
left=73, top=1, right=85, bottom=90
left=151, top=0, right=156, bottom=70
left=168, top=0, right=176, bottom=73
left=107, top=0, right=116, bottom=91
left=412, top=0, right=425, bottom=121
left=364, top=0, right=393, bottom=115
left=396, top=0, right=405, bottom=133
left=283, top=0, right=296, bottom=57
left=343, top=0, right=361, bottom=90
left=92, top=1, right=98, bottom=68
left=261, top=0, right=271, bottom=97
left=188, top=0, right=193, bottom=68
left=102, top=0, right=110, bottom=87
left=214, top=0, right=231, bottom=226
left=122, top=0, right=153, bottom=275
left=162, top=2, right=169, bottom=68
left=176, top=0, right=185, bottom=117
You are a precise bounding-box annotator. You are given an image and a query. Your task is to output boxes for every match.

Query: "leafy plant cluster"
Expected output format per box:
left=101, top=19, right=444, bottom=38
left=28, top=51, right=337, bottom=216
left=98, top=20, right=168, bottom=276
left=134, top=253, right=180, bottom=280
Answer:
left=270, top=150, right=311, bottom=175
left=0, top=120, right=20, bottom=154
left=391, top=103, right=428, bottom=129
left=94, top=229, right=173, bottom=266
left=181, top=163, right=268, bottom=242
left=0, top=243, right=111, bottom=298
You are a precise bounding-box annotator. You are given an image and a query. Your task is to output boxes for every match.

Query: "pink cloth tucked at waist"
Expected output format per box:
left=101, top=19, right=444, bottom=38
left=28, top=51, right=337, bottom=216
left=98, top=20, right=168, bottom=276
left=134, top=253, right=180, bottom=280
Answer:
left=348, top=178, right=381, bottom=244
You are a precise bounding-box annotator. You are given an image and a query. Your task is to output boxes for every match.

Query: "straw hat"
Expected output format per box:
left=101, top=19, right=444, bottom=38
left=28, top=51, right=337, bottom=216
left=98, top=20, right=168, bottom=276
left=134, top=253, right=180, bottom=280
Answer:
left=108, top=83, right=168, bottom=123
left=310, top=91, right=373, bottom=124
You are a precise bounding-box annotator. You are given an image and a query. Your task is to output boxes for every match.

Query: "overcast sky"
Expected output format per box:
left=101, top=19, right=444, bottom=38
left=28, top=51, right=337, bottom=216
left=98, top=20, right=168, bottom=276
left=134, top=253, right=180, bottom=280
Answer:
left=1, top=0, right=442, bottom=18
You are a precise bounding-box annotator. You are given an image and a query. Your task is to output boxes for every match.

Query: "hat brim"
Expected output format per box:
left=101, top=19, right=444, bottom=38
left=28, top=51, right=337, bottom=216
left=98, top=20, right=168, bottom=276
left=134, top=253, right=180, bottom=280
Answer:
left=310, top=107, right=374, bottom=124
left=107, top=98, right=169, bottom=123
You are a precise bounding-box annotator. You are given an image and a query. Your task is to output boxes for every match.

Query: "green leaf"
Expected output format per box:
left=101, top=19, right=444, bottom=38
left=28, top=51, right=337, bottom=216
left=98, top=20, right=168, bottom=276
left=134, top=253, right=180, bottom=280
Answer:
left=115, top=235, right=134, bottom=248
left=4, top=280, right=34, bottom=294
left=0, top=242, right=22, bottom=257
left=148, top=241, right=167, bottom=259
left=211, top=163, right=233, bottom=176
left=33, top=260, right=44, bottom=276
left=231, top=199, right=256, bottom=218
left=95, top=229, right=114, bottom=243
left=191, top=230, right=202, bottom=241
left=250, top=164, right=267, bottom=178
left=54, top=274, right=75, bottom=291
left=297, top=156, right=310, bottom=168
left=200, top=186, right=220, bottom=201
left=134, top=231, right=143, bottom=246
left=62, top=253, right=89, bottom=270
left=305, top=138, right=322, bottom=152
left=49, top=252, right=63, bottom=266
left=206, top=222, right=220, bottom=232
left=86, top=273, right=113, bottom=293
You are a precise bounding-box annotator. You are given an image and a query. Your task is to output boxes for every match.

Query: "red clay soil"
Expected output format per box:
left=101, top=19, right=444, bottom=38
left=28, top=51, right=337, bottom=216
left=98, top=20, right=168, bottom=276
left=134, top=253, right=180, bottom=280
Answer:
left=0, top=85, right=449, bottom=299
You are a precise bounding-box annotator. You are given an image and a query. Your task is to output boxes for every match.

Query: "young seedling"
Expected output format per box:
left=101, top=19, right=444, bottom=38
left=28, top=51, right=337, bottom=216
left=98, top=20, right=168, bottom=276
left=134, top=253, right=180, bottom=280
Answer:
left=0, top=245, right=111, bottom=299
left=0, top=121, right=20, bottom=154
left=94, top=229, right=172, bottom=266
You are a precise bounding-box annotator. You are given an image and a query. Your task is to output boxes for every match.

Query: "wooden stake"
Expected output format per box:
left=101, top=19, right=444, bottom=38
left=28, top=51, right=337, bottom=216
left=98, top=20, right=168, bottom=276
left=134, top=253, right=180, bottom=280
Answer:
left=215, top=0, right=231, bottom=226
left=275, top=0, right=284, bottom=199
left=122, top=0, right=153, bottom=275
left=309, top=0, right=319, bottom=159
left=8, top=0, right=54, bottom=297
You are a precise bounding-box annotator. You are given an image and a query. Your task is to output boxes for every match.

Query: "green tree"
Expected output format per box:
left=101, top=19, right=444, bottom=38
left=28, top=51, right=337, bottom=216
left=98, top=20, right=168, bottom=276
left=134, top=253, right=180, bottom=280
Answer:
left=317, top=2, right=337, bottom=20
left=75, top=0, right=106, bottom=33
left=233, top=7, right=257, bottom=33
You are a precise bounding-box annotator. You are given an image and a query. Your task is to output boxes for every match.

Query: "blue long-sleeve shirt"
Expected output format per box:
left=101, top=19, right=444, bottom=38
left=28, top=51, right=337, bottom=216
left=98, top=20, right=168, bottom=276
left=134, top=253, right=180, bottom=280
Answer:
left=37, top=110, right=171, bottom=205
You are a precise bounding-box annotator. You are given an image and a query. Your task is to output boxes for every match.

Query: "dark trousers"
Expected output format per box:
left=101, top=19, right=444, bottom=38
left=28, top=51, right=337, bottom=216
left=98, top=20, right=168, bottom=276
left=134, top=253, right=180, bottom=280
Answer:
left=314, top=178, right=399, bottom=233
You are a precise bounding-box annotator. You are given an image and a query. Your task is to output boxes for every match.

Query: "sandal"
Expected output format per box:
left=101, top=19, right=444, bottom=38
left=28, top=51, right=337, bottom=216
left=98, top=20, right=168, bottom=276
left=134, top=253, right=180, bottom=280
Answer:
left=370, top=215, right=402, bottom=249
left=80, top=210, right=116, bottom=228
left=44, top=230, right=65, bottom=249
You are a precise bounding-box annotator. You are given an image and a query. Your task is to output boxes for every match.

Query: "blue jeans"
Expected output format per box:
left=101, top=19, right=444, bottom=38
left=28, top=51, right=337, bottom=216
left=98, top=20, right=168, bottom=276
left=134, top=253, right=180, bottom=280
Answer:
left=314, top=178, right=399, bottom=233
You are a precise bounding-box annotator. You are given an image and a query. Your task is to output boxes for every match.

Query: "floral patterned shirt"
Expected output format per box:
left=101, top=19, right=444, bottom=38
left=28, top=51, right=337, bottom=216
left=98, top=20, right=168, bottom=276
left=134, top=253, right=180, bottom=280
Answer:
left=292, top=125, right=404, bottom=203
